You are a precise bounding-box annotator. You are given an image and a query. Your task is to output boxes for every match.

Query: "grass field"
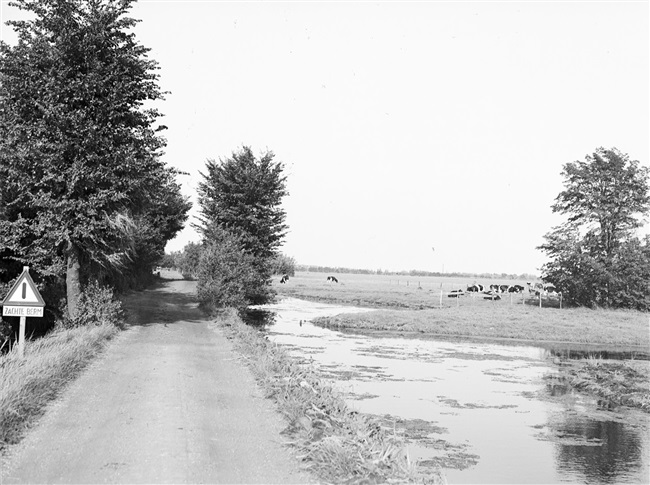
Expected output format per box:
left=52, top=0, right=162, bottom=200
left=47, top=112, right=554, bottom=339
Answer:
left=275, top=271, right=650, bottom=348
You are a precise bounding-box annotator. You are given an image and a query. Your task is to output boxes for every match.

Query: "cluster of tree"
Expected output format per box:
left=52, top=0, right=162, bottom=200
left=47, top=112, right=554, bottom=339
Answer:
left=539, top=147, right=650, bottom=310
left=189, top=146, right=289, bottom=309
left=0, top=0, right=191, bottom=331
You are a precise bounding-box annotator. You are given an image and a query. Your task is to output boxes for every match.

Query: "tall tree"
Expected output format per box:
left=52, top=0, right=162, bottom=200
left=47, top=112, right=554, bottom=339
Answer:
left=0, top=0, right=189, bottom=316
left=539, top=147, right=650, bottom=309
left=196, top=146, right=288, bottom=305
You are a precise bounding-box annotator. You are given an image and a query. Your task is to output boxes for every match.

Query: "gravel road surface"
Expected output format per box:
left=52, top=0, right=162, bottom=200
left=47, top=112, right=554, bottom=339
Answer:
left=1, top=279, right=314, bottom=484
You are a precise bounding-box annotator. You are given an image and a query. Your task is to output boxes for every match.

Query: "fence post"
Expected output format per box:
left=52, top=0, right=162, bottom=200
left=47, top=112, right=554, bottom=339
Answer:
left=539, top=292, right=542, bottom=308
left=439, top=290, right=443, bottom=309
left=559, top=293, right=563, bottom=309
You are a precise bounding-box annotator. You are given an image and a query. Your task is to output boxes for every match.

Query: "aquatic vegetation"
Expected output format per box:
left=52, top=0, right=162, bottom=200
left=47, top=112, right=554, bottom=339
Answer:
left=214, top=308, right=435, bottom=483
left=567, top=360, right=650, bottom=412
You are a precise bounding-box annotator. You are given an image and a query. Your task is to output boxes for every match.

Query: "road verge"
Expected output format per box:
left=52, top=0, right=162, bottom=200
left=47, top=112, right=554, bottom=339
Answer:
left=213, top=307, right=444, bottom=484
left=0, top=324, right=118, bottom=450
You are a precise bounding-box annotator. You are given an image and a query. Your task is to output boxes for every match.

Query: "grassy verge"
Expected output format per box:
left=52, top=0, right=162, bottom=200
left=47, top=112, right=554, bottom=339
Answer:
left=214, top=308, right=444, bottom=484
left=0, top=324, right=118, bottom=451
left=557, top=359, right=650, bottom=412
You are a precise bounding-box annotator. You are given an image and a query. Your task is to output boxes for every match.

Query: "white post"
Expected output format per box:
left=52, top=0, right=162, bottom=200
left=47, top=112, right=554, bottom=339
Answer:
left=439, top=290, right=443, bottom=309
left=539, top=292, right=542, bottom=308
left=18, top=315, right=26, bottom=358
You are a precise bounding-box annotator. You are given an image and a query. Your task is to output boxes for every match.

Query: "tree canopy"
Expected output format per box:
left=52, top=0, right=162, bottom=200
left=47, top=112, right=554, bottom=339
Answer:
left=0, top=0, right=190, bottom=318
left=196, top=146, right=288, bottom=306
left=539, top=147, right=650, bottom=309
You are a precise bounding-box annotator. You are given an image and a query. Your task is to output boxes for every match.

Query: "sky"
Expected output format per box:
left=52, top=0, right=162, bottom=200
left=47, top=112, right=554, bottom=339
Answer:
left=1, top=1, right=648, bottom=275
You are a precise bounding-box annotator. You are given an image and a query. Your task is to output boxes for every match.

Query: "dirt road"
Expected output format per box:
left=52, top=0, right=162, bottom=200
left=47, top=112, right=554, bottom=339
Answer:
left=1, top=280, right=314, bottom=484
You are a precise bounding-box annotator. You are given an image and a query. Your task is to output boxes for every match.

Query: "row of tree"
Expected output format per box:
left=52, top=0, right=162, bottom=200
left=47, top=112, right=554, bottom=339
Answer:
left=0, top=0, right=191, bottom=329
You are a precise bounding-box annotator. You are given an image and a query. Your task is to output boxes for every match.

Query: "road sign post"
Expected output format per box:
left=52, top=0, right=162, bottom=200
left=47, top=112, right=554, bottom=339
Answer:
left=1, top=266, right=46, bottom=358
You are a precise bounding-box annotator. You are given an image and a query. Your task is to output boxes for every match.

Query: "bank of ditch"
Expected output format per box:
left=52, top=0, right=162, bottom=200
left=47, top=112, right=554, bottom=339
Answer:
left=213, top=307, right=445, bottom=484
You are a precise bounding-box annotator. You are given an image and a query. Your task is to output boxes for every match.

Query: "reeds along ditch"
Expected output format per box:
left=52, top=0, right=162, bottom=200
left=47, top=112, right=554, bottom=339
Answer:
left=0, top=325, right=118, bottom=450
left=215, top=308, right=442, bottom=484
left=566, top=360, right=650, bottom=412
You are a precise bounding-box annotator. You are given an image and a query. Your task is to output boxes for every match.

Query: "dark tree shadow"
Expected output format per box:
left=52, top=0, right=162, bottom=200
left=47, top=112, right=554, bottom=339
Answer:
left=121, top=285, right=208, bottom=327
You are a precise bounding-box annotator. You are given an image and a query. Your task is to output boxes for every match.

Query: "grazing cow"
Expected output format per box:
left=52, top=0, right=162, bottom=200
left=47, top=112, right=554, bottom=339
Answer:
left=508, top=284, right=525, bottom=293
left=327, top=276, right=339, bottom=283
left=448, top=289, right=464, bottom=298
left=280, top=274, right=289, bottom=284
left=499, top=285, right=510, bottom=293
left=543, top=283, right=559, bottom=297
left=484, top=293, right=502, bottom=301
left=489, top=284, right=500, bottom=292
left=527, top=282, right=544, bottom=294
left=466, top=284, right=483, bottom=292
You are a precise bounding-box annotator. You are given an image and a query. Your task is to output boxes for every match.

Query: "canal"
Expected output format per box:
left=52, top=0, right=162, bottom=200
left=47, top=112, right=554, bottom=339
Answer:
left=250, top=297, right=649, bottom=484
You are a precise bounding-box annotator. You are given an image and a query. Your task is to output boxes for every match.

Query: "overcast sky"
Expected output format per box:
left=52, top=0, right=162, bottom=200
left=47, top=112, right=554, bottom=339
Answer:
left=1, top=1, right=648, bottom=275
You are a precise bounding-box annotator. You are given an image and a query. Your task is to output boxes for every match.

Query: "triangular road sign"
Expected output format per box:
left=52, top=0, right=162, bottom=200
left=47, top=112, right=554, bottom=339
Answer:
left=2, top=267, right=45, bottom=307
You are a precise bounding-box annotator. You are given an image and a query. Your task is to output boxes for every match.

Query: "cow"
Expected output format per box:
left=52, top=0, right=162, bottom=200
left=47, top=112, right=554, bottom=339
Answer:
left=543, top=283, right=559, bottom=297
left=484, top=293, right=502, bottom=301
left=448, top=289, right=464, bottom=298
left=280, top=274, right=289, bottom=284
left=327, top=276, right=339, bottom=283
left=508, top=284, right=525, bottom=293
left=489, top=284, right=500, bottom=292
left=499, top=285, right=510, bottom=293
left=466, top=284, right=483, bottom=292
left=527, top=282, right=544, bottom=294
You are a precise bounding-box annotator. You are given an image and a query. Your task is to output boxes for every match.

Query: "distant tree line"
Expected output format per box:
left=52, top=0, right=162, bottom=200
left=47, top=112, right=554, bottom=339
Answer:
left=296, top=265, right=537, bottom=281
left=0, top=0, right=191, bottom=335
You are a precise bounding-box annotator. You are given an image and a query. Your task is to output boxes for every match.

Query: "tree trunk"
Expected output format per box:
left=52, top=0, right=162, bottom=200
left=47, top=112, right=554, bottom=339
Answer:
left=67, top=242, right=82, bottom=318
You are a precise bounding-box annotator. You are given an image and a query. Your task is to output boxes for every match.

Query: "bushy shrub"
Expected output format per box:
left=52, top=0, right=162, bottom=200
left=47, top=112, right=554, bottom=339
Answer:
left=179, top=242, right=202, bottom=280
left=196, top=230, right=260, bottom=310
left=270, top=253, right=296, bottom=277
left=59, top=281, right=124, bottom=329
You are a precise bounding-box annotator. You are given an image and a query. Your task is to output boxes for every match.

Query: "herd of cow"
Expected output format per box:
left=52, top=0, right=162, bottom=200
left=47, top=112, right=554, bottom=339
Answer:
left=456, top=282, right=559, bottom=299
left=278, top=275, right=559, bottom=300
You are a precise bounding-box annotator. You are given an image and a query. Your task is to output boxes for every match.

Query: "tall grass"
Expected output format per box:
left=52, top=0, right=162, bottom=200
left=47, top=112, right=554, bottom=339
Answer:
left=0, top=325, right=117, bottom=449
left=214, top=308, right=437, bottom=484
left=0, top=281, right=124, bottom=450
left=565, top=360, right=650, bottom=411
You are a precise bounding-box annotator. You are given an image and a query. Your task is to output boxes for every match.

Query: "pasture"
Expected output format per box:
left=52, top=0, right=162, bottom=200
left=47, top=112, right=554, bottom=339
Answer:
left=274, top=271, right=650, bottom=348
left=275, top=271, right=545, bottom=310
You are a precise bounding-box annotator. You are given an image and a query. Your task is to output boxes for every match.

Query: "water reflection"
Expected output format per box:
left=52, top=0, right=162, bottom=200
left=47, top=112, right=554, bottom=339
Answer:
left=240, top=308, right=276, bottom=328
left=554, top=419, right=645, bottom=484
left=252, top=298, right=650, bottom=484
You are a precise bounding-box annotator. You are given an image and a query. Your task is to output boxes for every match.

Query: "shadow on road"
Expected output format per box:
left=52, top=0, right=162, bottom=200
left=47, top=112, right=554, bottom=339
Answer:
left=121, top=280, right=208, bottom=327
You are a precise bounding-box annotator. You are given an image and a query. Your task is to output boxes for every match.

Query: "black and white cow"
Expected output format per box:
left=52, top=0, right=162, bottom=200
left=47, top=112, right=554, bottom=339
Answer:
left=508, top=284, right=525, bottom=293
left=327, top=276, right=339, bottom=283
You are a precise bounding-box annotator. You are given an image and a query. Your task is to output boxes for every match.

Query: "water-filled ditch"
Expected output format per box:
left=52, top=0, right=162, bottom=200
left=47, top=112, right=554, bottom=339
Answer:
left=248, top=297, right=649, bottom=484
